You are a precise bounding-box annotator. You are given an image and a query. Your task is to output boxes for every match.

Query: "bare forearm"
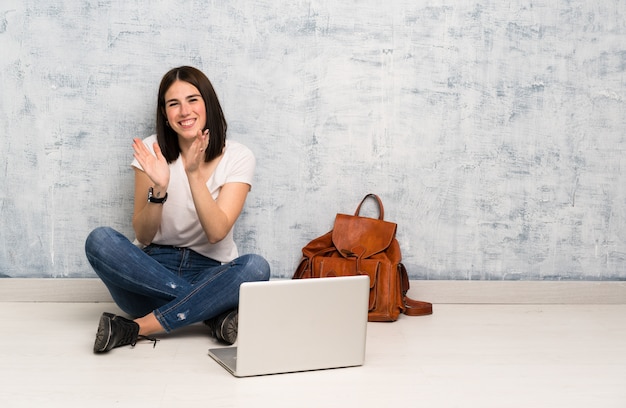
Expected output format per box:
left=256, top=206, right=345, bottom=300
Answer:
left=132, top=202, right=164, bottom=245
left=132, top=172, right=168, bottom=245
left=187, top=173, right=231, bottom=244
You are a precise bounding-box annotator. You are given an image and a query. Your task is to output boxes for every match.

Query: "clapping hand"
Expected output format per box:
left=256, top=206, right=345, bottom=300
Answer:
left=183, top=129, right=210, bottom=173
left=132, top=138, right=170, bottom=190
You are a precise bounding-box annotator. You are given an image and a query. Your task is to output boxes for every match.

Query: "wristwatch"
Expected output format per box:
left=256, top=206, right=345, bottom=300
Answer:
left=147, top=187, right=168, bottom=204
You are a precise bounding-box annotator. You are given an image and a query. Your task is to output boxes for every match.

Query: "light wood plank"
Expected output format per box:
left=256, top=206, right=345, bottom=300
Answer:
left=1, top=303, right=624, bottom=407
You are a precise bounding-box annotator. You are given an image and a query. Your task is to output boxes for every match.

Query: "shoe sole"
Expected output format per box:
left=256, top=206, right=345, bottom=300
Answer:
left=93, top=313, right=115, bottom=353
left=219, top=311, right=238, bottom=345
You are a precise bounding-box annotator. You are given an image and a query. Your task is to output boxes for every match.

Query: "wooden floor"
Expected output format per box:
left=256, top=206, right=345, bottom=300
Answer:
left=0, top=301, right=624, bottom=408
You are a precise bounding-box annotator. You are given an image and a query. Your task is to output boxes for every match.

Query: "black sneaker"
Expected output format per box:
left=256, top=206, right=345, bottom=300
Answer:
left=204, top=309, right=238, bottom=345
left=93, top=312, right=157, bottom=353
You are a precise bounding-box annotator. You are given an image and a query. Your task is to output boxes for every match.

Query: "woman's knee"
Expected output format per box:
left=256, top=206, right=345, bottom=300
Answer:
left=85, top=226, right=122, bottom=257
left=243, top=254, right=270, bottom=281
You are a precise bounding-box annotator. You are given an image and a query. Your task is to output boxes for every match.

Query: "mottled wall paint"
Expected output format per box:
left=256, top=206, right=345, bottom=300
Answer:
left=1, top=1, right=625, bottom=280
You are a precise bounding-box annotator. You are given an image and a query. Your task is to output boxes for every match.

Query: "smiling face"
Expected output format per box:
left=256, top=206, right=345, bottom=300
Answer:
left=163, top=80, right=207, bottom=144
left=155, top=66, right=228, bottom=164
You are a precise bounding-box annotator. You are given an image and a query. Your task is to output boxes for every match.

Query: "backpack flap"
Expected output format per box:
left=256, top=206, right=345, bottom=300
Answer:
left=331, top=213, right=397, bottom=259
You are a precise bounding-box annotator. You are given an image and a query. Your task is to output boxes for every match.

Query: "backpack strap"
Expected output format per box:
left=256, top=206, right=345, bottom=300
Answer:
left=354, top=194, right=385, bottom=219
left=403, top=296, right=433, bottom=316
left=399, top=263, right=433, bottom=316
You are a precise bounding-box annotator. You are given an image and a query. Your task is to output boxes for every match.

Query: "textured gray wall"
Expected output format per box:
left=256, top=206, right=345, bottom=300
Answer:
left=1, top=1, right=625, bottom=280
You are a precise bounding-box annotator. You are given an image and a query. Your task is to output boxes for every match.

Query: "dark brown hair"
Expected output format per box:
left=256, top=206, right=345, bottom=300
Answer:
left=156, top=66, right=227, bottom=163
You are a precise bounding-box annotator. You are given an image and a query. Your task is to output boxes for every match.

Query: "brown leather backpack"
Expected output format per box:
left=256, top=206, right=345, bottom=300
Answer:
left=293, top=194, right=432, bottom=321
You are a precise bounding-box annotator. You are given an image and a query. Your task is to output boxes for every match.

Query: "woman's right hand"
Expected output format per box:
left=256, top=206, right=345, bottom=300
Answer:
left=132, top=139, right=169, bottom=246
left=132, top=138, right=170, bottom=190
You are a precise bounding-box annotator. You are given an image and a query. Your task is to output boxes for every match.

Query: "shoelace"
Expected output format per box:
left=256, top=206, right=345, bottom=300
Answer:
left=133, top=335, right=160, bottom=349
left=117, top=322, right=159, bottom=349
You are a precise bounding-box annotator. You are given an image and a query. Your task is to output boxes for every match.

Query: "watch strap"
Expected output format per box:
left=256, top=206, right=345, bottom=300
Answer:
left=147, top=187, right=168, bottom=204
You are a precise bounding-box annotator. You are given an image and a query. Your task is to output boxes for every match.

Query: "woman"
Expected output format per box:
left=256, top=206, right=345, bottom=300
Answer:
left=85, top=66, right=270, bottom=353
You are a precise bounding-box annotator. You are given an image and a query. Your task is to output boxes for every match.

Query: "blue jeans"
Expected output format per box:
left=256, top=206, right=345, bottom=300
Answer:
left=85, top=226, right=270, bottom=332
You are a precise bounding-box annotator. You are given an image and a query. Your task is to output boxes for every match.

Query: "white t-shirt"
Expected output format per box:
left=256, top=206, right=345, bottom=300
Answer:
left=131, top=135, right=255, bottom=262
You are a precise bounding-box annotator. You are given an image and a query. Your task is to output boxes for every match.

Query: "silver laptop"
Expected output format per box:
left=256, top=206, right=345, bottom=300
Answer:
left=208, top=275, right=369, bottom=377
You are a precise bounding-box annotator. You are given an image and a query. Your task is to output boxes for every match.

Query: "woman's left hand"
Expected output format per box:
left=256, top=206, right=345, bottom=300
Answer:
left=183, top=129, right=209, bottom=173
